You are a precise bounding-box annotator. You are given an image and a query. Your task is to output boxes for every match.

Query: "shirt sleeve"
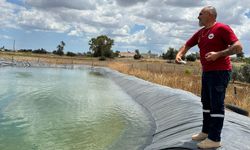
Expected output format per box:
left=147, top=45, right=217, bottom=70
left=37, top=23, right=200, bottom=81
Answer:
left=220, top=25, right=238, bottom=45
left=186, top=30, right=200, bottom=48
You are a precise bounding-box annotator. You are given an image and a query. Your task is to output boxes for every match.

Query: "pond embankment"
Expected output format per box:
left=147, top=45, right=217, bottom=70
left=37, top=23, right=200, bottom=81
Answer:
left=95, top=67, right=250, bottom=150
left=1, top=58, right=250, bottom=150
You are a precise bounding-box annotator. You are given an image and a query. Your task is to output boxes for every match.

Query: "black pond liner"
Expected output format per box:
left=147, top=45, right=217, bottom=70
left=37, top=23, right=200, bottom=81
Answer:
left=1, top=60, right=250, bottom=150
left=225, top=104, right=249, bottom=116
left=96, top=67, right=250, bottom=150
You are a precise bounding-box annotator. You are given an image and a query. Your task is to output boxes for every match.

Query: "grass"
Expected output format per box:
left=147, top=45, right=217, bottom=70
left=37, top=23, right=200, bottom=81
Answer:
left=108, top=61, right=250, bottom=115
left=1, top=52, right=249, bottom=115
left=0, top=51, right=109, bottom=66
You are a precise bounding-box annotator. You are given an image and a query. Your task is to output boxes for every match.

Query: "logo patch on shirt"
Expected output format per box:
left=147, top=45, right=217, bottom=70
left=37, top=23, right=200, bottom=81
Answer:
left=208, top=33, right=214, bottom=39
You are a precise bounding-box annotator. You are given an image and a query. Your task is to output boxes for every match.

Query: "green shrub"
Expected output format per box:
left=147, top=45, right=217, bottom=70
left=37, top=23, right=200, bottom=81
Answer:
left=238, top=64, right=250, bottom=83
left=232, top=64, right=250, bottom=83
left=244, top=57, right=250, bottom=64
left=66, top=52, right=77, bottom=57
left=186, top=53, right=197, bottom=61
left=162, top=47, right=178, bottom=60
left=99, top=56, right=106, bottom=61
left=184, top=69, right=192, bottom=75
left=134, top=54, right=141, bottom=59
left=134, top=49, right=141, bottom=59
left=32, top=48, right=47, bottom=54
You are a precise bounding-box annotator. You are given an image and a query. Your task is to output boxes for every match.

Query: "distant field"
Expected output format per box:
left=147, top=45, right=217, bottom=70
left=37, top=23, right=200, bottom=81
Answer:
left=0, top=51, right=108, bottom=66
left=1, top=51, right=249, bottom=116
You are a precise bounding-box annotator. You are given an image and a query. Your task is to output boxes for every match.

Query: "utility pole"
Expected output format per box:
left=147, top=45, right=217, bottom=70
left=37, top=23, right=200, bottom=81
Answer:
left=13, top=40, right=15, bottom=51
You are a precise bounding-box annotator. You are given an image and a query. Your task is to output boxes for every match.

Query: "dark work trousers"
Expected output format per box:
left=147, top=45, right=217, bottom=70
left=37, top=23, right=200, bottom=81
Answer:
left=201, top=70, right=231, bottom=142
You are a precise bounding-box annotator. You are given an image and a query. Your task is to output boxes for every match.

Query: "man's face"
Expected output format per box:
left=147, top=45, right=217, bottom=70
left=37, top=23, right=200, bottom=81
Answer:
left=198, top=9, right=209, bottom=27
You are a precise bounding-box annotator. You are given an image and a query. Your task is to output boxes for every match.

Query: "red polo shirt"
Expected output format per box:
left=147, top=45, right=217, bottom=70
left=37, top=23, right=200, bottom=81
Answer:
left=186, top=22, right=238, bottom=72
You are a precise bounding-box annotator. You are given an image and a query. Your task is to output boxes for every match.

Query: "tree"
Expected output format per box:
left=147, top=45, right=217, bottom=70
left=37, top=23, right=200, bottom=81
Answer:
left=237, top=52, right=244, bottom=58
left=114, top=50, right=120, bottom=57
left=66, top=51, right=77, bottom=57
left=134, top=49, right=141, bottom=59
left=245, top=57, right=250, bottom=64
left=54, top=41, right=65, bottom=56
left=32, top=48, right=47, bottom=54
left=237, top=64, right=250, bottom=83
left=186, top=53, right=197, bottom=61
left=237, top=52, right=244, bottom=62
left=88, top=35, right=114, bottom=58
left=0, top=46, right=4, bottom=51
left=195, top=52, right=200, bottom=59
left=162, top=47, right=178, bottom=60
left=85, top=51, right=92, bottom=57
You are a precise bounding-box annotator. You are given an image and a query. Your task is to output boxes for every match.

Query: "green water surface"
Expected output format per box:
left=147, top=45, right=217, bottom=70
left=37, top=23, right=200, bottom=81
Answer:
left=0, top=67, right=154, bottom=150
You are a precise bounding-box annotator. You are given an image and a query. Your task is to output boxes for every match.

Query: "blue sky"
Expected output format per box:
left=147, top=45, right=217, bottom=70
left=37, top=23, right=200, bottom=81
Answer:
left=0, top=0, right=250, bottom=56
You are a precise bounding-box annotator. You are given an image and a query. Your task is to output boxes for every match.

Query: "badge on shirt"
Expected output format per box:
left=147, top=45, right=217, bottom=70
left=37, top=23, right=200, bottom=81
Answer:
left=208, top=33, right=214, bottom=39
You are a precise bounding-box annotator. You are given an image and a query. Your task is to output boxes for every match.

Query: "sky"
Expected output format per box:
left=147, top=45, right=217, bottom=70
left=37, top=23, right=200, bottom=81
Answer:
left=0, top=0, right=250, bottom=56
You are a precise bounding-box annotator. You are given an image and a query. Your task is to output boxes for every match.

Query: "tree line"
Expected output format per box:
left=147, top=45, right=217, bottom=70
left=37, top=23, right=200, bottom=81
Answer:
left=1, top=41, right=83, bottom=57
left=1, top=35, right=250, bottom=83
left=0, top=35, right=247, bottom=62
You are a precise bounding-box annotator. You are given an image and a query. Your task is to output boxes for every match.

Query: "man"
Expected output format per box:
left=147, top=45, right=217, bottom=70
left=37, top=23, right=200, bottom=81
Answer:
left=175, top=6, right=243, bottom=149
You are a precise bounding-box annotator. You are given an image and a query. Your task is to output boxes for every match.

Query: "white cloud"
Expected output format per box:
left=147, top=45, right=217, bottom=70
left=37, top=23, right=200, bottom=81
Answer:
left=112, top=25, right=130, bottom=36
left=25, top=0, right=96, bottom=10
left=0, top=35, right=12, bottom=40
left=68, top=24, right=99, bottom=36
left=233, top=18, right=250, bottom=41
left=163, top=0, right=205, bottom=7
left=115, top=30, right=147, bottom=44
left=115, top=0, right=148, bottom=7
left=0, top=0, right=21, bottom=28
left=17, top=8, right=70, bottom=32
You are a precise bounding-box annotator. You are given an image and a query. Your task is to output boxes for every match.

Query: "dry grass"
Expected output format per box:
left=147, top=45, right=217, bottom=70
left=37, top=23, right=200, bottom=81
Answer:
left=109, top=63, right=201, bottom=95
left=226, top=84, right=250, bottom=111
left=0, top=51, right=110, bottom=66
left=108, top=61, right=250, bottom=115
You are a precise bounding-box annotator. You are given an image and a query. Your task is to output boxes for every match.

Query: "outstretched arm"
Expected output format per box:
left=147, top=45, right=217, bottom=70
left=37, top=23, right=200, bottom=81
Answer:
left=175, top=44, right=191, bottom=63
left=205, top=41, right=243, bottom=61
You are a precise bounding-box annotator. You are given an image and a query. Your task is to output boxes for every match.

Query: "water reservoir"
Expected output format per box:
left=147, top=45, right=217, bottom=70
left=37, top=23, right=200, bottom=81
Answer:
left=0, top=67, right=154, bottom=150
